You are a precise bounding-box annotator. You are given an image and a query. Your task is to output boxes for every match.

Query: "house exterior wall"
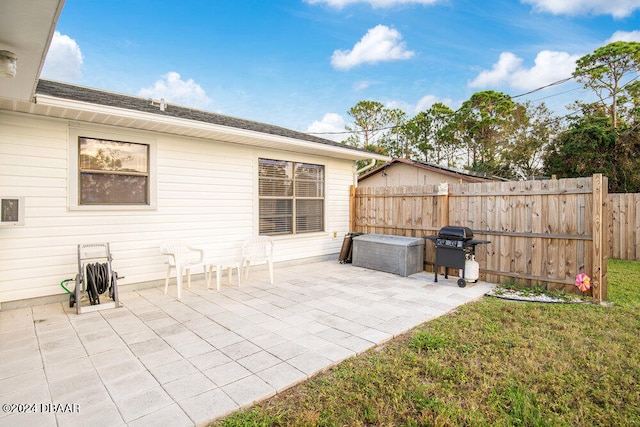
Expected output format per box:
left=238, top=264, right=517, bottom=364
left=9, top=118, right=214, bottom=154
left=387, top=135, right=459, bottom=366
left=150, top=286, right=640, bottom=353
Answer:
left=359, top=163, right=479, bottom=188
left=0, top=111, right=353, bottom=303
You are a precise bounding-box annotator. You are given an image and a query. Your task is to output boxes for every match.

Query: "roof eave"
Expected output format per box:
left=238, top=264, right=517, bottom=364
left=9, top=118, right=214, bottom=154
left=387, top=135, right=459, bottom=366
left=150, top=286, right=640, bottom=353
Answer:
left=34, top=93, right=389, bottom=162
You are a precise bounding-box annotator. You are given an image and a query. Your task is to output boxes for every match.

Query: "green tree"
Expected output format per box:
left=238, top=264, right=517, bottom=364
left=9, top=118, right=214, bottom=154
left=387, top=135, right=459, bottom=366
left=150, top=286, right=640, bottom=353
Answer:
left=455, top=90, right=516, bottom=176
left=625, top=80, right=640, bottom=124
left=343, top=100, right=393, bottom=153
left=385, top=103, right=459, bottom=166
left=543, top=112, right=618, bottom=185
left=383, top=108, right=411, bottom=159
left=428, top=103, right=459, bottom=167
left=615, top=126, right=640, bottom=192
left=573, top=41, right=640, bottom=128
left=398, top=110, right=433, bottom=161
left=503, top=101, right=561, bottom=180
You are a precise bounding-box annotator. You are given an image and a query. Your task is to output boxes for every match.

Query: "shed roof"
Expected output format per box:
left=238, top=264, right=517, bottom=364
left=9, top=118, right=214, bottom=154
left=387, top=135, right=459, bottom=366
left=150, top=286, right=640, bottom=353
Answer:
left=358, top=158, right=504, bottom=182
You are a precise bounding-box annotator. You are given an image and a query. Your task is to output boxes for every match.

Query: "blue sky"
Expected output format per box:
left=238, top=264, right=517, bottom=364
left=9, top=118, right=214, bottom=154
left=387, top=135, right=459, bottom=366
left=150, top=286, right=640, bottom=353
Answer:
left=42, top=0, right=640, bottom=141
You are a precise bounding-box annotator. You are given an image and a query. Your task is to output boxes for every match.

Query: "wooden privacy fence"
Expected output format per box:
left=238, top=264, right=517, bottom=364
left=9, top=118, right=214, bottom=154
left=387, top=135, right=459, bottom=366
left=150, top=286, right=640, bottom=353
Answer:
left=608, top=193, right=640, bottom=261
left=351, top=174, right=608, bottom=302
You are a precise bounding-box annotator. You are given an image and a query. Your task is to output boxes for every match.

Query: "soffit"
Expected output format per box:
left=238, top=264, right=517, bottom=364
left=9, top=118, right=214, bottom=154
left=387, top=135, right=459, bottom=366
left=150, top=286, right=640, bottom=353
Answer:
left=0, top=0, right=65, bottom=101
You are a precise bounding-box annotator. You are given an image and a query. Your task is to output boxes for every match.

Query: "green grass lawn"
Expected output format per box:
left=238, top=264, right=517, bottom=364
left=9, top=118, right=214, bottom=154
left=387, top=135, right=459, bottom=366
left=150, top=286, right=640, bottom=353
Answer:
left=214, top=259, right=640, bottom=426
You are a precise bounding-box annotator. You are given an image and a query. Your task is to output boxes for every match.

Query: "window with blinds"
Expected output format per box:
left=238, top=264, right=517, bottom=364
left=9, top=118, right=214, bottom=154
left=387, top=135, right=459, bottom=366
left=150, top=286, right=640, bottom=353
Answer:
left=259, top=158, right=324, bottom=235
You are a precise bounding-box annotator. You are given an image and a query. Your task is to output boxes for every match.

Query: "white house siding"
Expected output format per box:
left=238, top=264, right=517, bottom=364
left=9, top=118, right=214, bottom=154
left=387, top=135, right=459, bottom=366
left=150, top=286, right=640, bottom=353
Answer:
left=0, top=111, right=354, bottom=304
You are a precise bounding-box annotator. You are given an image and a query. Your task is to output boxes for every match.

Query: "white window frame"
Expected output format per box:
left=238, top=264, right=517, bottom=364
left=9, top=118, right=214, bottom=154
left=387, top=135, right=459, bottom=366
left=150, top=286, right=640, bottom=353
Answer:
left=258, top=157, right=325, bottom=236
left=68, top=126, right=157, bottom=210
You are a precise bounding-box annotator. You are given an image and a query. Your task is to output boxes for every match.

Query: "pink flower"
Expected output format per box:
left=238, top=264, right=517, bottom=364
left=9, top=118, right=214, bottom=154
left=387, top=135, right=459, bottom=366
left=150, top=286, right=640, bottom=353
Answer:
left=575, top=273, right=591, bottom=292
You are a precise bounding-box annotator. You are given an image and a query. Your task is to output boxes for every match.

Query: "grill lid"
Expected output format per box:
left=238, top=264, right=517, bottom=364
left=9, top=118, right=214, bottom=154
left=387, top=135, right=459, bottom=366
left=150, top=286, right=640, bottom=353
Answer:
left=438, top=226, right=473, bottom=240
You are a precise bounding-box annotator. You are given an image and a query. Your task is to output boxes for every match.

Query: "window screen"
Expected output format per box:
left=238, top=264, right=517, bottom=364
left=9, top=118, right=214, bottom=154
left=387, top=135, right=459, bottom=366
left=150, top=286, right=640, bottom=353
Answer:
left=259, top=158, right=324, bottom=235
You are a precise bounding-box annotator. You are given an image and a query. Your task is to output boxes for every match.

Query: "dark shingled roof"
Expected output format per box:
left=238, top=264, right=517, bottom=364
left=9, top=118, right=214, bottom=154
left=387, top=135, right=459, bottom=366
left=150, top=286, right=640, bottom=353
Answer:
left=36, top=79, right=370, bottom=154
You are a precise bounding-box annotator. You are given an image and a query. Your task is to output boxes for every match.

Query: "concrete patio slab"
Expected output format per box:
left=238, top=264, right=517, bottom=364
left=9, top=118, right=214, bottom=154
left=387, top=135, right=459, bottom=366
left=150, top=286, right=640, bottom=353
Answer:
left=0, top=260, right=493, bottom=426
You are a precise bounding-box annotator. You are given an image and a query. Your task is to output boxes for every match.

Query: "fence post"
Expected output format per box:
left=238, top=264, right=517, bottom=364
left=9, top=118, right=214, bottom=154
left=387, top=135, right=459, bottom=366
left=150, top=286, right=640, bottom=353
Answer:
left=437, top=182, right=449, bottom=229
left=592, top=174, right=608, bottom=303
left=350, top=185, right=356, bottom=232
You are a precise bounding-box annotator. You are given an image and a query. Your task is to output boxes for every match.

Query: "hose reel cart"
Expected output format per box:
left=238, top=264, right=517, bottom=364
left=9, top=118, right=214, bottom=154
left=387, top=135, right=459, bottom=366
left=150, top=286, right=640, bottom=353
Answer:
left=60, top=243, right=121, bottom=314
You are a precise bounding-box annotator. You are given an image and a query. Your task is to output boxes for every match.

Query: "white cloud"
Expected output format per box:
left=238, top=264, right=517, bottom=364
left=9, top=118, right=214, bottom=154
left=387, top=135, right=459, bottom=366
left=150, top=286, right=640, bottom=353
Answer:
left=386, top=95, right=456, bottom=114
left=306, top=113, right=346, bottom=142
left=522, top=0, right=640, bottom=18
left=511, top=51, right=580, bottom=90
left=607, top=30, right=640, bottom=43
left=469, top=52, right=522, bottom=89
left=469, top=50, right=579, bottom=91
left=41, top=31, right=83, bottom=82
left=415, top=94, right=455, bottom=112
left=306, top=0, right=440, bottom=8
left=385, top=99, right=412, bottom=111
left=354, top=81, right=372, bottom=91
left=138, top=72, right=212, bottom=109
left=331, top=25, right=415, bottom=70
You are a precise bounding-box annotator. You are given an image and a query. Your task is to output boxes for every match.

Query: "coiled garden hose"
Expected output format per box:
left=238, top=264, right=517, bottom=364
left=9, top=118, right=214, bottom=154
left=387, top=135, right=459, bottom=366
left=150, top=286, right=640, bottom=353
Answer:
left=86, top=262, right=111, bottom=305
left=61, top=263, right=118, bottom=308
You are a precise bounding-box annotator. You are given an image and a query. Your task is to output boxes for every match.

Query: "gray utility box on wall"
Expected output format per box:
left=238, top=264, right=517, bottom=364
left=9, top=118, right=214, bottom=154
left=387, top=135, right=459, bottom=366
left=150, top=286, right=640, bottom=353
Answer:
left=352, top=234, right=425, bottom=277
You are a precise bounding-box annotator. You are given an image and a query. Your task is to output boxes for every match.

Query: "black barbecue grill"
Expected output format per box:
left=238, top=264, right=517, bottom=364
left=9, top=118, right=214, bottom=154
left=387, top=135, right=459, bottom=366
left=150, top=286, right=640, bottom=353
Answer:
left=425, top=226, right=490, bottom=287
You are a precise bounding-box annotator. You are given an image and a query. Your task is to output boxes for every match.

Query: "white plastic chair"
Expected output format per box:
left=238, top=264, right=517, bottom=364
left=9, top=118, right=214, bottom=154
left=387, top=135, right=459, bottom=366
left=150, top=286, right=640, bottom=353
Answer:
left=160, top=240, right=207, bottom=298
left=242, top=236, right=274, bottom=284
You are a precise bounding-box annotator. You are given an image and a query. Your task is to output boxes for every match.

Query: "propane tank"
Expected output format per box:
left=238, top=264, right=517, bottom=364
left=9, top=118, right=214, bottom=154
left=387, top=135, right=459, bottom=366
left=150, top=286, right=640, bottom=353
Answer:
left=465, top=255, right=480, bottom=282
